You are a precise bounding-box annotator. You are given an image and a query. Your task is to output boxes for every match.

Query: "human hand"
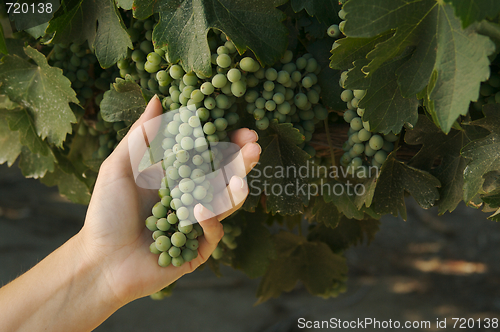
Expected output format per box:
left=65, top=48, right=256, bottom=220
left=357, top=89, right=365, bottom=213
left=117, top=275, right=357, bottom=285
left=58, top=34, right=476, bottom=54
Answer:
left=77, top=96, right=261, bottom=305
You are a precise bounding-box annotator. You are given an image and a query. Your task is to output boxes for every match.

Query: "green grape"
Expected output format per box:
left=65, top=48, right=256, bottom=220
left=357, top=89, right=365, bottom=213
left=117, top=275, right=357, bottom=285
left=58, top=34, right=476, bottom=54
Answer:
left=384, top=132, right=399, bottom=142
left=145, top=216, right=158, bottom=231
left=211, top=247, right=223, bottom=259
left=181, top=193, right=194, bottom=206
left=170, top=65, right=185, bottom=79
left=203, top=122, right=216, bottom=135
left=353, top=89, right=366, bottom=99
left=374, top=150, right=388, bottom=164
left=171, top=187, right=182, bottom=199
left=161, top=195, right=172, bottom=208
left=76, top=69, right=89, bottom=82
left=280, top=50, right=294, bottom=63
left=339, top=21, right=346, bottom=33
left=168, top=246, right=181, bottom=258
left=313, top=105, right=328, bottom=120
left=171, top=232, right=187, bottom=247
left=357, top=108, right=365, bottom=117
left=176, top=150, right=190, bottom=163
left=167, top=213, right=178, bottom=225
left=352, top=143, right=364, bottom=155
left=363, top=121, right=371, bottom=131
left=265, top=68, right=278, bottom=81
left=179, top=123, right=194, bottom=136
left=305, top=58, right=318, bottom=73
left=358, top=129, right=372, bottom=142
left=296, top=57, right=307, bottom=70
left=302, top=76, right=313, bottom=89
left=185, top=239, right=199, bottom=251
left=262, top=90, right=274, bottom=100
left=155, top=235, right=172, bottom=252
left=277, top=71, right=290, bottom=85
left=277, top=101, right=291, bottom=115
left=167, top=121, right=180, bottom=136
left=181, top=248, right=197, bottom=262
left=341, top=90, right=354, bottom=102
left=214, top=118, right=228, bottom=131
left=150, top=242, right=161, bottom=255
left=176, top=206, right=189, bottom=220
left=212, top=73, right=228, bottom=89
left=179, top=178, right=195, bottom=193
left=147, top=52, right=161, bottom=66
left=231, top=81, right=246, bottom=97
left=273, top=92, right=285, bottom=105
left=207, top=134, right=219, bottom=145
left=294, top=93, right=308, bottom=108
left=350, top=117, right=363, bottom=131
left=171, top=256, right=185, bottom=267
left=158, top=252, right=172, bottom=267
left=369, top=135, right=384, bottom=150
left=239, top=57, right=256, bottom=72
left=215, top=94, right=229, bottom=109
left=265, top=100, right=276, bottom=111
left=327, top=24, right=341, bottom=38
left=194, top=137, right=208, bottom=153
left=227, top=68, right=241, bottom=82
left=256, top=117, right=270, bottom=130
left=193, top=186, right=208, bottom=200
left=222, top=234, right=235, bottom=245
left=216, top=54, right=231, bottom=68
left=131, top=49, right=145, bottom=62
left=200, top=82, right=214, bottom=95
left=152, top=202, right=168, bottom=218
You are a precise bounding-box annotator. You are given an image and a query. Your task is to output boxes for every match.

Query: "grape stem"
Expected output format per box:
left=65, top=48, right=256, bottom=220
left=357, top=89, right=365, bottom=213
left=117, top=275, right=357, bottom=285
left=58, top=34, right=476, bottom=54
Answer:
left=324, top=118, right=336, bottom=170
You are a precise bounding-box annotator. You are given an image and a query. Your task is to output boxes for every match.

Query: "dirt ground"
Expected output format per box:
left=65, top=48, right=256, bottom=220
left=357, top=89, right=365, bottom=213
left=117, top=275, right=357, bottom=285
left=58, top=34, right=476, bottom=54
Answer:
left=1, top=163, right=499, bottom=332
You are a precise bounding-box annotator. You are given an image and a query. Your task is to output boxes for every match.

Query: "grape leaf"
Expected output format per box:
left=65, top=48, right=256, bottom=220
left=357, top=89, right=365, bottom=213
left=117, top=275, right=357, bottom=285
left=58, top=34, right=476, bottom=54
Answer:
left=100, top=77, right=155, bottom=123
left=369, top=151, right=441, bottom=220
left=135, top=0, right=288, bottom=77
left=462, top=106, right=500, bottom=203
left=307, top=197, right=342, bottom=229
left=323, top=180, right=365, bottom=220
left=230, top=210, right=276, bottom=278
left=356, top=56, right=419, bottom=135
left=329, top=32, right=392, bottom=70
left=482, top=188, right=500, bottom=209
left=307, top=216, right=380, bottom=253
left=343, top=0, right=494, bottom=134
left=25, top=23, right=49, bottom=39
left=18, top=146, right=56, bottom=179
left=445, top=0, right=500, bottom=28
left=256, top=232, right=347, bottom=303
left=8, top=0, right=59, bottom=30
left=0, top=114, right=22, bottom=166
left=0, top=23, right=7, bottom=55
left=4, top=107, right=52, bottom=156
left=0, top=46, right=78, bottom=146
left=40, top=165, right=91, bottom=204
left=291, top=0, right=341, bottom=26
left=116, top=0, right=133, bottom=10
left=244, top=120, right=311, bottom=215
left=46, top=0, right=132, bottom=68
left=405, top=115, right=488, bottom=214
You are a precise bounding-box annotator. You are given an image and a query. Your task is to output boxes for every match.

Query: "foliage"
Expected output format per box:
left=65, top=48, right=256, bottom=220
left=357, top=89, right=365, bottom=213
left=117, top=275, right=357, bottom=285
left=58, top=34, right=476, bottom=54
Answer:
left=1, top=0, right=500, bottom=302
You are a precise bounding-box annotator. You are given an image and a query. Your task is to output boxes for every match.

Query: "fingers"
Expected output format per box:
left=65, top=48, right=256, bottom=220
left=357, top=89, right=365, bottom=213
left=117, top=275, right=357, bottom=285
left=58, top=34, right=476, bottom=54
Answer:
left=212, top=175, right=249, bottom=221
left=229, top=128, right=258, bottom=148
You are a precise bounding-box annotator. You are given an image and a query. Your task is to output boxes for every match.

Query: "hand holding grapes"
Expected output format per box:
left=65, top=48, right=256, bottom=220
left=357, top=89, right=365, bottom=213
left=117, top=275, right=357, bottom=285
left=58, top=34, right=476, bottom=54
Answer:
left=0, top=96, right=261, bottom=332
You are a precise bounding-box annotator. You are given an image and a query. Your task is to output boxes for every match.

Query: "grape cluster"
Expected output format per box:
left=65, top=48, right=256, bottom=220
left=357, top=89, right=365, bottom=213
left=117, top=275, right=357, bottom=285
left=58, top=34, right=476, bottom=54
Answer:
left=211, top=222, right=242, bottom=260
left=338, top=72, right=398, bottom=176
left=144, top=106, right=235, bottom=268
left=472, top=71, right=500, bottom=111
left=242, top=51, right=328, bottom=157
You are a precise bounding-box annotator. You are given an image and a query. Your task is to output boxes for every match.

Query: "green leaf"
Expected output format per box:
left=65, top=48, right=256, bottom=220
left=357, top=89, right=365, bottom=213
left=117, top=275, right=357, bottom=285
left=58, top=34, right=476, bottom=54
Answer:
left=291, top=0, right=341, bottom=26
left=8, top=0, right=59, bottom=30
left=308, top=197, right=342, bottom=229
left=46, top=0, right=132, bottom=68
left=324, top=180, right=365, bottom=220
left=244, top=120, right=311, bottom=215
left=307, top=216, right=380, bottom=253
left=482, top=188, right=500, bottom=209
left=370, top=151, right=441, bottom=220
left=0, top=46, right=78, bottom=146
left=445, top=0, right=500, bottom=28
left=230, top=210, right=276, bottom=278
left=357, top=56, right=419, bottom=135
left=116, top=0, right=133, bottom=10
left=462, top=106, right=500, bottom=203
left=0, top=113, right=22, bottom=166
left=256, top=232, right=347, bottom=303
left=0, top=23, right=7, bottom=55
left=18, top=146, right=56, bottom=179
left=40, top=165, right=91, bottom=204
left=329, top=32, right=392, bottom=70
left=24, top=23, right=49, bottom=39
left=343, top=0, right=494, bottom=133
left=100, top=78, right=152, bottom=123
left=405, top=115, right=488, bottom=214
left=4, top=108, right=51, bottom=156
left=136, top=0, right=288, bottom=77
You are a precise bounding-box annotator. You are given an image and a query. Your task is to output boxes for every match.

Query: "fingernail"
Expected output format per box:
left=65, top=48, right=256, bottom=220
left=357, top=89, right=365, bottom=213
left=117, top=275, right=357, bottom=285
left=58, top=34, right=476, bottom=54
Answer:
left=254, top=142, right=262, bottom=155
left=152, top=94, right=160, bottom=101
left=249, top=129, right=259, bottom=142
left=236, top=176, right=245, bottom=189
left=196, top=203, right=204, bottom=215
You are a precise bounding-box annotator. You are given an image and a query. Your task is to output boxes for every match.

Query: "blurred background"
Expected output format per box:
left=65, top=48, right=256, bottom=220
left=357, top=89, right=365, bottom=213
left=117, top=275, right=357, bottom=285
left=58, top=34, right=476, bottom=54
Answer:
left=1, top=163, right=499, bottom=332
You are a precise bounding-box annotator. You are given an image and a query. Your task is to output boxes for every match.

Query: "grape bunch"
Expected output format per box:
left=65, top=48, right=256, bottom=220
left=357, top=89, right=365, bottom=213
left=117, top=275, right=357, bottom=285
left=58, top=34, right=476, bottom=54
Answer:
left=472, top=70, right=500, bottom=112
left=211, top=222, right=242, bottom=260
left=338, top=71, right=398, bottom=176
left=144, top=106, right=237, bottom=268
left=242, top=51, right=329, bottom=157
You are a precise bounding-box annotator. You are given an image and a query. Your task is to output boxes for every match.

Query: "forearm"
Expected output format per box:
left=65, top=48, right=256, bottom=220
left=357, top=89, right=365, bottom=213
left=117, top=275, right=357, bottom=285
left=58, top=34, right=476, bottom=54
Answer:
left=0, top=233, right=122, bottom=332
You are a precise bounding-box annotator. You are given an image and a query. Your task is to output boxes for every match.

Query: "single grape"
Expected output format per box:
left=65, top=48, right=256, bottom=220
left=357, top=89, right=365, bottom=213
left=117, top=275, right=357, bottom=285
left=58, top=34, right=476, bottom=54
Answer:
left=158, top=252, right=172, bottom=267
left=171, top=256, right=185, bottom=267
left=171, top=232, right=187, bottom=247
left=239, top=57, right=256, bottom=72
left=203, top=122, right=216, bottom=135
left=155, top=235, right=172, bottom=252
left=212, top=73, right=228, bottom=88
left=181, top=248, right=197, bottom=262
left=327, top=24, right=341, bottom=38
left=227, top=68, right=241, bottom=82
left=341, top=90, right=354, bottom=102
left=369, top=135, right=384, bottom=150
left=170, top=65, right=185, bottom=79
left=168, top=246, right=181, bottom=258
left=200, top=82, right=215, bottom=95
left=150, top=242, right=161, bottom=255
left=374, top=150, right=388, bottom=164
left=167, top=213, right=178, bottom=225
left=145, top=216, right=158, bottom=231
left=185, top=239, right=199, bottom=251
left=350, top=117, right=363, bottom=131
left=216, top=54, right=231, bottom=68
left=152, top=202, right=167, bottom=218
left=256, top=117, right=270, bottom=130
left=212, top=247, right=223, bottom=259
